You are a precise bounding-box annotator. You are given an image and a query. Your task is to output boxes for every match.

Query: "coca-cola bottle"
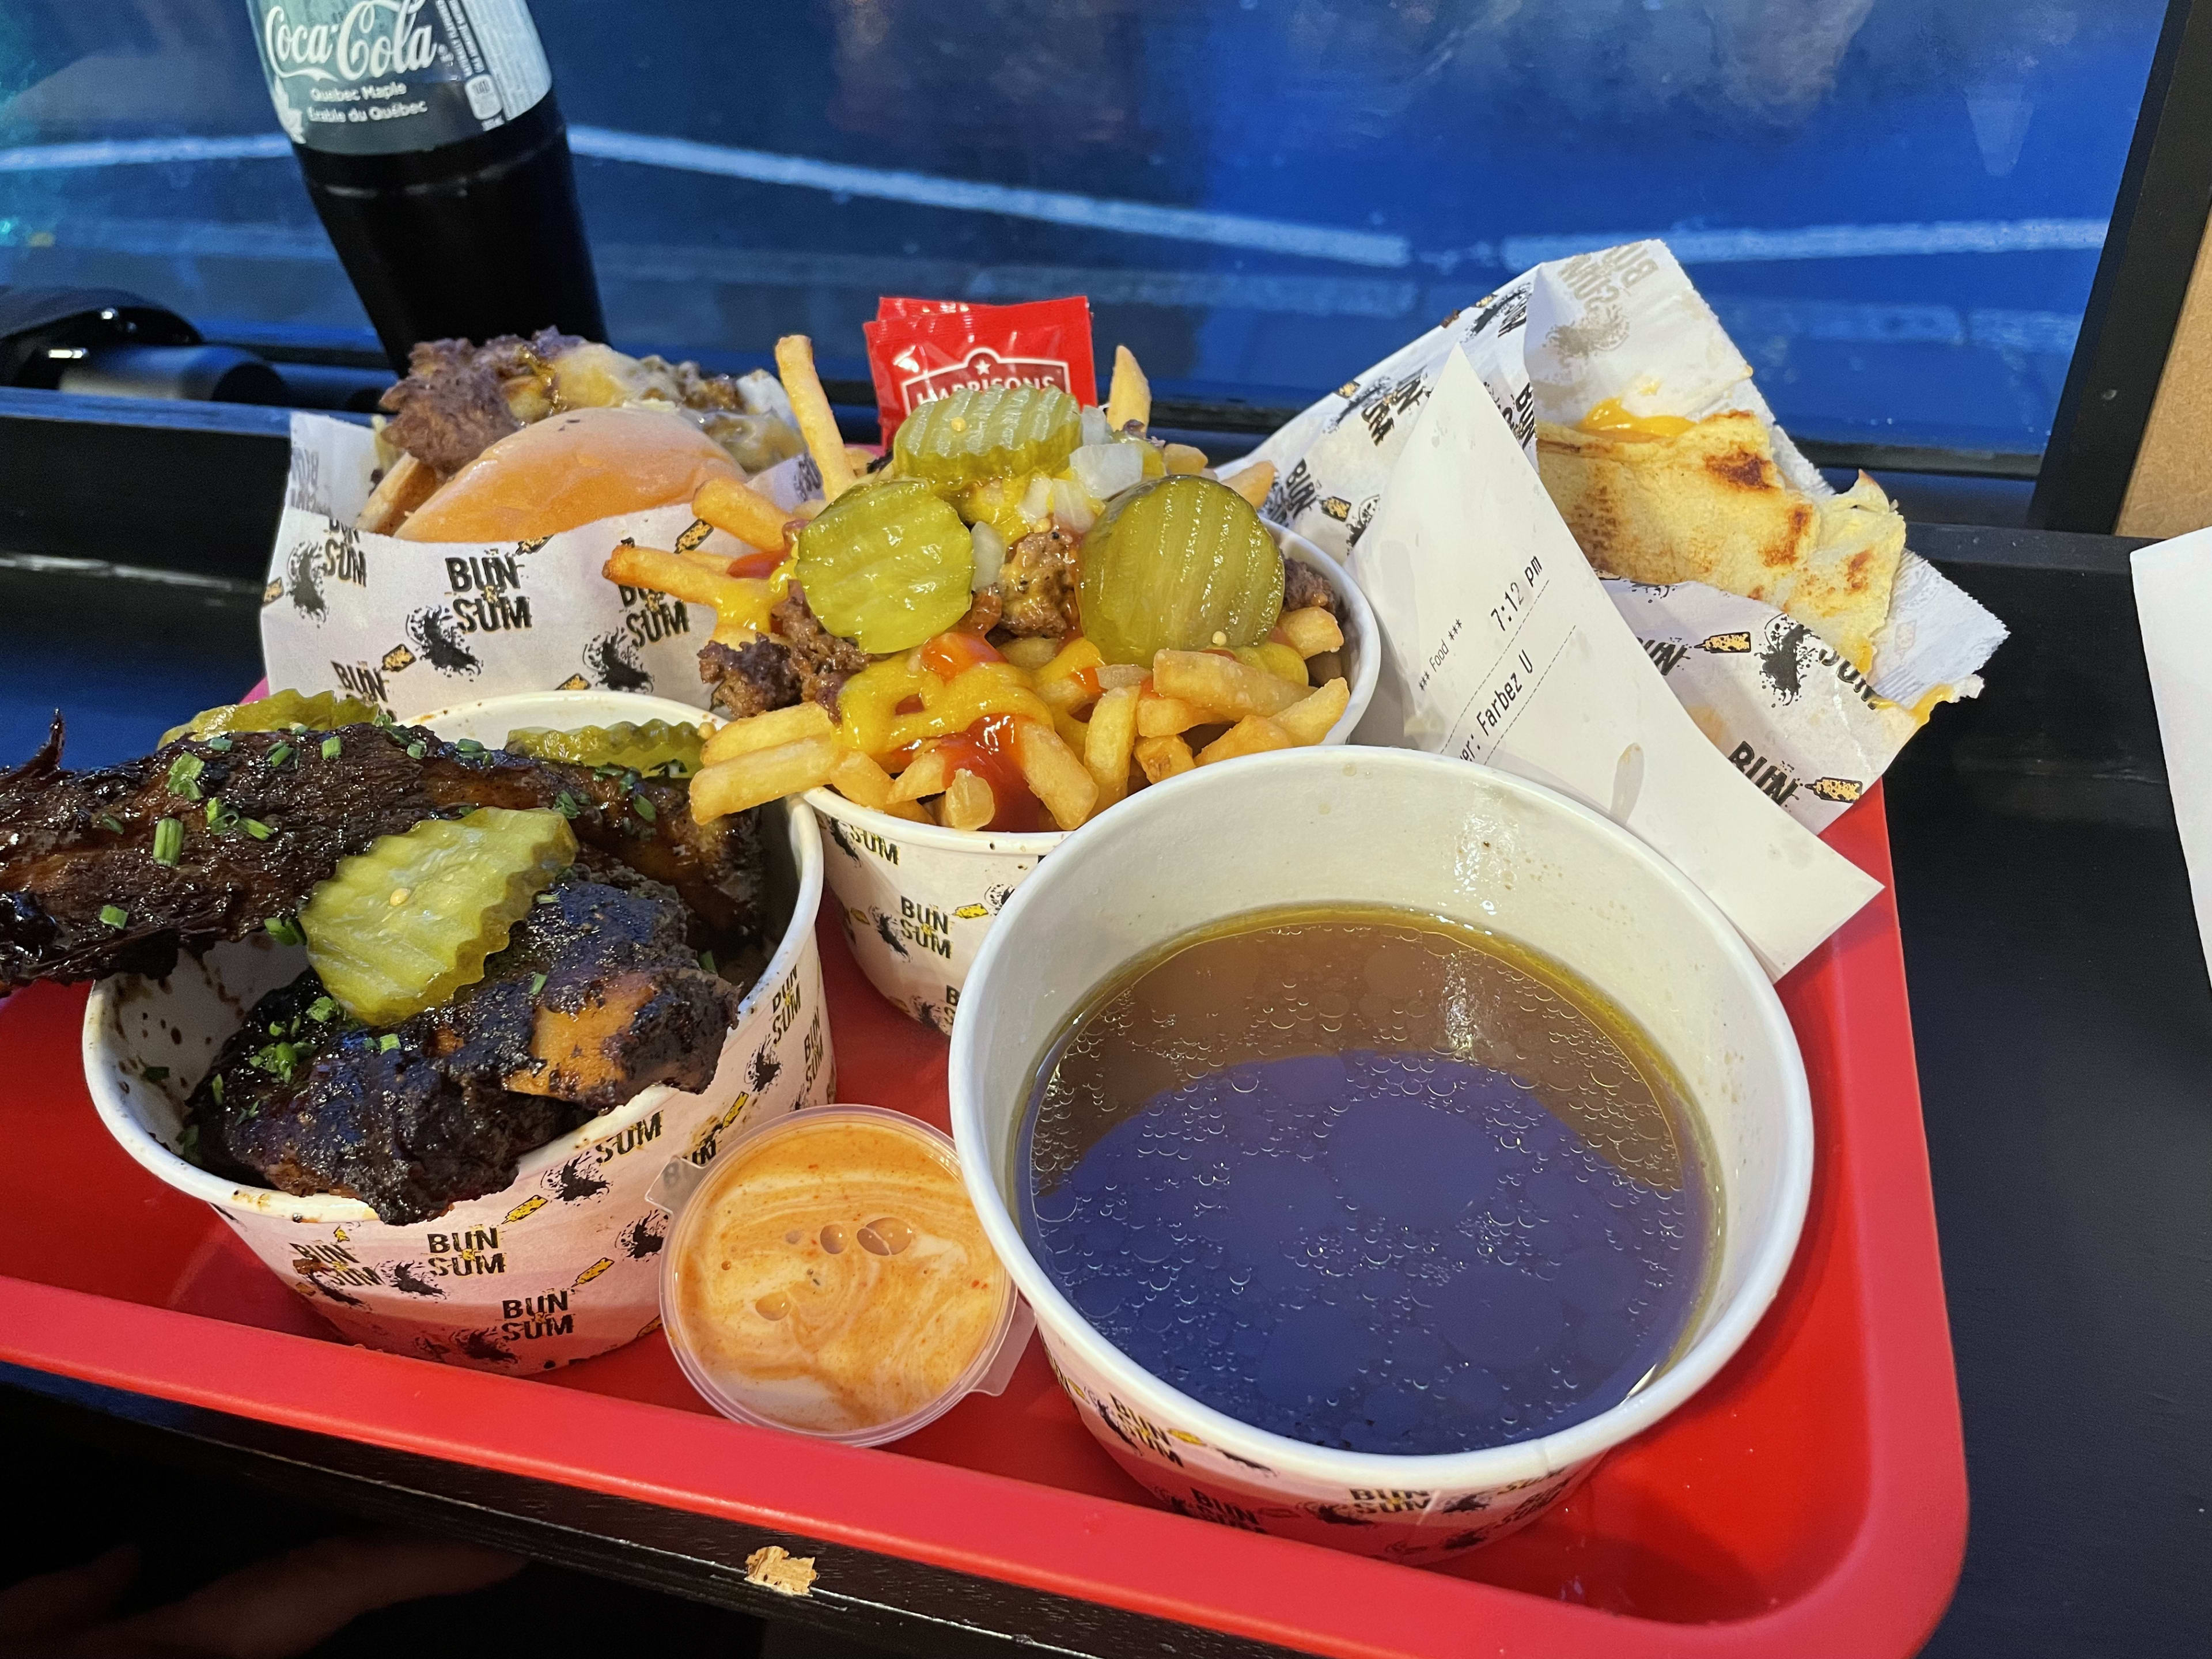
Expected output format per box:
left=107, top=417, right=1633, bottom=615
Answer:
left=247, top=1, right=605, bottom=368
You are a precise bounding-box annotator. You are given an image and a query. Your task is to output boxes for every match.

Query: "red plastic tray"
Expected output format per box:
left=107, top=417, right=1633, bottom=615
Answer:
left=0, top=786, right=1964, bottom=1658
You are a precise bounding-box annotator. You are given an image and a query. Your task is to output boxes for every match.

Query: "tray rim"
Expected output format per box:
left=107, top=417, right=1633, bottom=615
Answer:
left=0, top=787, right=1967, bottom=1659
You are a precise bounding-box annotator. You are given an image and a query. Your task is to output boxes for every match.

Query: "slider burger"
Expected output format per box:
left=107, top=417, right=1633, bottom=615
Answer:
left=361, top=329, right=805, bottom=540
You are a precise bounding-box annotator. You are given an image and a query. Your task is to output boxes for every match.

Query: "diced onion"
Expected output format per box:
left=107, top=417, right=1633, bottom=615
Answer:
left=970, top=521, right=1007, bottom=590
left=1079, top=405, right=1112, bottom=448
left=1020, top=472, right=1055, bottom=522
left=1068, top=441, right=1144, bottom=502
left=1051, top=477, right=1100, bottom=535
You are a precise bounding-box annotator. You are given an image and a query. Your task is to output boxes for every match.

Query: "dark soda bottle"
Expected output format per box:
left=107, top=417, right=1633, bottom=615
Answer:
left=246, top=1, right=605, bottom=368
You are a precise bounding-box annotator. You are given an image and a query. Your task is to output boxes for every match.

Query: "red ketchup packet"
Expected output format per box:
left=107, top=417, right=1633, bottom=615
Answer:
left=863, top=296, right=1096, bottom=444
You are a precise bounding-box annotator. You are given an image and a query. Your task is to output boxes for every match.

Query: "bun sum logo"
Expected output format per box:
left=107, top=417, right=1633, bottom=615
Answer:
left=896, top=346, right=1073, bottom=414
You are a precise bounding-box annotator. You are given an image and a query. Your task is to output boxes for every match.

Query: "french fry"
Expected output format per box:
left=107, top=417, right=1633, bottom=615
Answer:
left=1084, top=685, right=1141, bottom=812
left=701, top=700, right=834, bottom=765
left=1225, top=461, right=1275, bottom=512
left=692, top=475, right=793, bottom=551
left=1053, top=709, right=1091, bottom=754
left=1153, top=649, right=1303, bottom=718
left=358, top=451, right=438, bottom=534
left=1277, top=676, right=1351, bottom=745
left=1106, top=344, right=1152, bottom=431
left=826, top=749, right=896, bottom=811
left=1278, top=606, right=1343, bottom=657
left=1001, top=637, right=1060, bottom=670
left=1240, top=642, right=1309, bottom=687
left=940, top=771, right=995, bottom=831
left=1135, top=690, right=1202, bottom=737
left=881, top=798, right=930, bottom=824
left=1133, top=733, right=1195, bottom=785
left=1161, top=443, right=1208, bottom=475
left=774, top=334, right=858, bottom=501
left=891, top=744, right=956, bottom=802
left=690, top=734, right=839, bottom=820
left=1014, top=719, right=1100, bottom=830
left=604, top=544, right=773, bottom=631
left=1196, top=715, right=1294, bottom=766
left=1096, top=662, right=1147, bottom=692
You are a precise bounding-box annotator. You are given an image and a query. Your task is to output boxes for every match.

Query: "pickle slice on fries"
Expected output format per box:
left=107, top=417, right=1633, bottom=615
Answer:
left=599, top=338, right=1357, bottom=836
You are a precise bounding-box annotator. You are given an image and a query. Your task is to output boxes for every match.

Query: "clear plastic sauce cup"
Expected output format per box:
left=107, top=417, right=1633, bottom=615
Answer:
left=649, top=1105, right=1030, bottom=1445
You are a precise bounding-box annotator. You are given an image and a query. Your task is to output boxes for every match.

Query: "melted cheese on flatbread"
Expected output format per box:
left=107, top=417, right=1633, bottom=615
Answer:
left=1536, top=410, right=1903, bottom=674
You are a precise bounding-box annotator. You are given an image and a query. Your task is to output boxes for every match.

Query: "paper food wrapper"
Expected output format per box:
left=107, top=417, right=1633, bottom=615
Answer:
left=260, top=414, right=822, bottom=721
left=2131, top=531, right=2212, bottom=980
left=1231, top=241, right=2008, bottom=834
left=1331, top=349, right=1877, bottom=977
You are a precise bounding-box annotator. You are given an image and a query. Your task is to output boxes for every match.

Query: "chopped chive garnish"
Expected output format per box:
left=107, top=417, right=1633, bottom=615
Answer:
left=455, top=737, right=484, bottom=755
left=267, top=742, right=294, bottom=768
left=150, top=817, right=183, bottom=865
left=306, top=996, right=336, bottom=1022
left=141, top=1065, right=168, bottom=1082
left=264, top=915, right=304, bottom=946
left=204, top=734, right=232, bottom=752
left=534, top=891, right=558, bottom=904
left=320, top=735, right=342, bottom=759
left=290, top=722, right=308, bottom=733
left=553, top=791, right=579, bottom=819
left=243, top=819, right=272, bottom=840
left=374, top=709, right=396, bottom=729
left=698, top=948, right=717, bottom=975
left=167, top=753, right=204, bottom=800
left=204, top=797, right=238, bottom=832
left=406, top=740, right=426, bottom=759
left=97, top=813, right=124, bottom=834
left=378, top=1033, right=400, bottom=1052
left=209, top=1074, right=224, bottom=1104
left=632, top=794, right=657, bottom=822
left=528, top=972, right=547, bottom=995
left=99, top=903, right=129, bottom=928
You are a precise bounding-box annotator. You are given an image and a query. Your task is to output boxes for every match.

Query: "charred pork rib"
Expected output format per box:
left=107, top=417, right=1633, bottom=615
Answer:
left=0, top=719, right=768, bottom=987
left=191, top=876, right=737, bottom=1224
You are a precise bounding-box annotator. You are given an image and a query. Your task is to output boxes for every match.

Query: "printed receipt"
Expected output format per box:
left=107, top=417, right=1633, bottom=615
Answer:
left=1349, top=348, right=1880, bottom=978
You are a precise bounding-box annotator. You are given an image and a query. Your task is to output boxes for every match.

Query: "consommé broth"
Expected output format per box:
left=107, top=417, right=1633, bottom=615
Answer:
left=1018, top=906, right=1719, bottom=1456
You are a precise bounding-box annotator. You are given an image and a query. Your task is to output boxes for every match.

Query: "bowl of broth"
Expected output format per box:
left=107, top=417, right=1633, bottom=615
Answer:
left=947, top=747, right=1812, bottom=1561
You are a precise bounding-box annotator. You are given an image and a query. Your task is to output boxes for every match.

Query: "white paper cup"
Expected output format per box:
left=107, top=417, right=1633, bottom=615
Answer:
left=82, top=691, right=833, bottom=1372
left=948, top=748, right=1812, bottom=1561
left=808, top=528, right=1378, bottom=1032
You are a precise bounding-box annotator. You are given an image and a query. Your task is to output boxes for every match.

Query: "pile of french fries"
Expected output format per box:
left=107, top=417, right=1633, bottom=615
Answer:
left=604, top=334, right=1338, bottom=834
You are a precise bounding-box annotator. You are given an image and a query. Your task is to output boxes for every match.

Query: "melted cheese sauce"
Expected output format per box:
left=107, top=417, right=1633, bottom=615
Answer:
left=673, top=1116, right=1009, bottom=1433
left=1577, top=398, right=1697, bottom=439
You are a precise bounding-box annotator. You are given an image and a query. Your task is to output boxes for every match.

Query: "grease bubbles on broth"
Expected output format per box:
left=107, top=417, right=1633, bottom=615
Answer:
left=1017, top=907, right=1719, bottom=1456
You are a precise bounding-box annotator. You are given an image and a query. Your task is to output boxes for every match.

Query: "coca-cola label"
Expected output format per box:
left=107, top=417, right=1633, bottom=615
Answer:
left=247, top=1, right=553, bottom=155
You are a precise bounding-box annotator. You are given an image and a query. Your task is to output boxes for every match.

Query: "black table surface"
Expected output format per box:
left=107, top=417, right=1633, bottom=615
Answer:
left=0, top=526, right=2205, bottom=1659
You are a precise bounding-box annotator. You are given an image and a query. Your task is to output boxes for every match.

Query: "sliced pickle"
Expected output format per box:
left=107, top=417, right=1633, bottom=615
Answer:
left=794, top=479, right=976, bottom=654
left=165, top=689, right=381, bottom=744
left=504, top=719, right=703, bottom=776
left=301, top=808, right=577, bottom=1026
left=1079, top=475, right=1285, bottom=666
left=892, top=385, right=1082, bottom=488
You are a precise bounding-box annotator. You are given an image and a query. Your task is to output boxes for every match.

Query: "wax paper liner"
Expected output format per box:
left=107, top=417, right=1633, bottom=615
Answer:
left=259, top=415, right=823, bottom=722
left=1227, top=241, right=2006, bottom=833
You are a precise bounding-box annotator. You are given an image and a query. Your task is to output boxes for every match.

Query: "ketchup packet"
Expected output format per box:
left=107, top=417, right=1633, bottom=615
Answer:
left=863, top=296, right=1096, bottom=443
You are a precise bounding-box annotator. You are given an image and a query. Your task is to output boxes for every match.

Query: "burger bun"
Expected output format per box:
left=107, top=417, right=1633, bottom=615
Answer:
left=395, top=406, right=741, bottom=543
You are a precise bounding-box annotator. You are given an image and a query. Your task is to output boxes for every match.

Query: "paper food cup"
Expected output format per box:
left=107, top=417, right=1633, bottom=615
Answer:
left=948, top=748, right=1812, bottom=1561
left=82, top=691, right=832, bottom=1373
left=808, top=529, right=1379, bottom=1033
